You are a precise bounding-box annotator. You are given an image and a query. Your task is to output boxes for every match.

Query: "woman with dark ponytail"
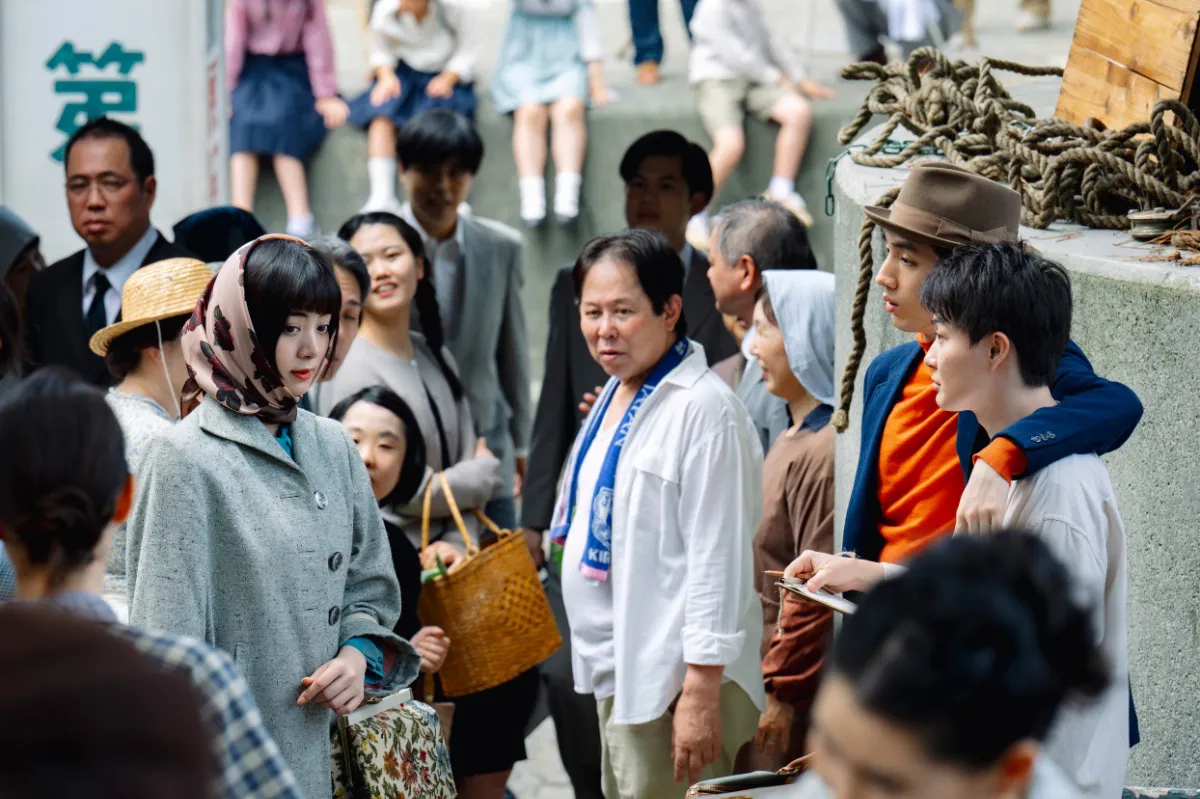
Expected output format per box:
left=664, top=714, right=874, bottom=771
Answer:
left=0, top=368, right=301, bottom=798
left=326, top=213, right=537, bottom=799
left=792, top=532, right=1108, bottom=799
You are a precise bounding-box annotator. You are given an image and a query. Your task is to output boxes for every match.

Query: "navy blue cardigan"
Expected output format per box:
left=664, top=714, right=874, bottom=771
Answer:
left=843, top=339, right=1143, bottom=562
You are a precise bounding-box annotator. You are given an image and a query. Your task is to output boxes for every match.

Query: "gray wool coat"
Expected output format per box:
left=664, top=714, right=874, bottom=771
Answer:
left=126, top=399, right=421, bottom=799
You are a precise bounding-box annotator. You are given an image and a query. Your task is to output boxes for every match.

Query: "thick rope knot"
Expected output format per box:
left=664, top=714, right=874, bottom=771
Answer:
left=831, top=48, right=1200, bottom=432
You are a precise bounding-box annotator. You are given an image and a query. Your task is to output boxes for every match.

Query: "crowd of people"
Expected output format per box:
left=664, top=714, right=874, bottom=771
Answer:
left=0, top=3, right=1136, bottom=797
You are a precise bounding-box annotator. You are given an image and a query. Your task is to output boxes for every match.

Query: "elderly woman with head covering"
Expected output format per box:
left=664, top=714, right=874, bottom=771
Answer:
left=87, top=257, right=213, bottom=618
left=125, top=234, right=420, bottom=798
left=744, top=269, right=837, bottom=771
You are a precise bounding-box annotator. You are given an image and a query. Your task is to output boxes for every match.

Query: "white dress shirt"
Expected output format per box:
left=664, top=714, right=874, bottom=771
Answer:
left=81, top=226, right=158, bottom=325
left=561, top=342, right=767, bottom=724
left=368, top=0, right=477, bottom=82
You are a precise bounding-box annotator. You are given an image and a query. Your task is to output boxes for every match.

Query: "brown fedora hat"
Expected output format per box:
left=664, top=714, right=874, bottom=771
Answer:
left=863, top=162, right=1022, bottom=249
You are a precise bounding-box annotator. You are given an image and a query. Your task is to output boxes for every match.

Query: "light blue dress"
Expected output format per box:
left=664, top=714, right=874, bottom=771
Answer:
left=491, top=0, right=604, bottom=113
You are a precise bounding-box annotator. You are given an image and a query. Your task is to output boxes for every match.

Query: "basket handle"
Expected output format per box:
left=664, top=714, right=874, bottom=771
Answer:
left=420, top=472, right=480, bottom=557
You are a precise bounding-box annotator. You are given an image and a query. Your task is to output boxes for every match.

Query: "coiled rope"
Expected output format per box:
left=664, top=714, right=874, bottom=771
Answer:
left=831, top=47, right=1200, bottom=432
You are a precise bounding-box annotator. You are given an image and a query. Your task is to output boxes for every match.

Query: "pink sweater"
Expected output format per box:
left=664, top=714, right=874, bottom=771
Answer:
left=226, top=0, right=338, bottom=98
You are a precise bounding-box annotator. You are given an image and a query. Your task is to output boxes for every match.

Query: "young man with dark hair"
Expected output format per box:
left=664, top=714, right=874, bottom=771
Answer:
left=801, top=242, right=1130, bottom=799
left=921, top=244, right=1129, bottom=799
left=521, top=129, right=737, bottom=799
left=395, top=109, right=530, bottom=530
left=25, top=116, right=195, bottom=385
left=842, top=161, right=1141, bottom=565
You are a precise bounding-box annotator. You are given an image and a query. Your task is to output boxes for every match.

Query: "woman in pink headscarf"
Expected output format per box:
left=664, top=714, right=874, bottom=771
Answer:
left=125, top=235, right=421, bottom=799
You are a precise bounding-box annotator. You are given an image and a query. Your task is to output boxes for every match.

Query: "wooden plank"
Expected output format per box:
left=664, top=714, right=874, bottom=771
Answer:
left=1055, top=47, right=1175, bottom=129
left=1073, top=0, right=1200, bottom=91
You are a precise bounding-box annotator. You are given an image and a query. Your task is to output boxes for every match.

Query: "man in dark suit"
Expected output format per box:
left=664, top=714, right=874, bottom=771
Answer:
left=521, top=130, right=738, bottom=799
left=25, top=116, right=195, bottom=386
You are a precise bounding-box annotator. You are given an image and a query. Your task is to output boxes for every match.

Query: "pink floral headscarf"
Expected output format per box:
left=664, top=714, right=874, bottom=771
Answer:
left=181, top=235, right=333, bottom=424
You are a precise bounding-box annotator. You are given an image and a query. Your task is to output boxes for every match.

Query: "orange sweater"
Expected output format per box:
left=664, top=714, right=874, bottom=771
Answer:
left=876, top=339, right=1027, bottom=563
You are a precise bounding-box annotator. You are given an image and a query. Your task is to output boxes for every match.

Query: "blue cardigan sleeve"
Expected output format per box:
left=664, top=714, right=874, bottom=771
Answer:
left=994, top=341, right=1143, bottom=477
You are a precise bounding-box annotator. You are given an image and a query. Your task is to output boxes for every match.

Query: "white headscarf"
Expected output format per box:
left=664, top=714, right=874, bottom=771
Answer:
left=761, top=270, right=836, bottom=407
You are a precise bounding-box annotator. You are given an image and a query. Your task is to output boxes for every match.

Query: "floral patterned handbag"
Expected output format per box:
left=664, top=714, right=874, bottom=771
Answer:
left=330, top=688, right=456, bottom=798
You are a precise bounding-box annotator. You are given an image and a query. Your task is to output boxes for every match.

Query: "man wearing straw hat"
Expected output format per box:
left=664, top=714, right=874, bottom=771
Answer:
left=88, top=257, right=213, bottom=621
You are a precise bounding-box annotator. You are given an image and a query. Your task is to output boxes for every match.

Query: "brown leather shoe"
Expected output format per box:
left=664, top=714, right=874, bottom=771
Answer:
left=636, top=61, right=661, bottom=85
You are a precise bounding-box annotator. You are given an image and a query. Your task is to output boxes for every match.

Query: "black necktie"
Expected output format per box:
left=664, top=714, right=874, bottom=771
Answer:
left=86, top=272, right=111, bottom=336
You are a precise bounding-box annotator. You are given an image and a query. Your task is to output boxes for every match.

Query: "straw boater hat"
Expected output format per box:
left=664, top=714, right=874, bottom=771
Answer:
left=89, top=258, right=213, bottom=357
left=863, top=161, right=1022, bottom=248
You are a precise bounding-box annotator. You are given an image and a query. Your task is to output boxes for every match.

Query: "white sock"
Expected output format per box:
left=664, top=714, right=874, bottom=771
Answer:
left=767, top=176, right=796, bottom=199
left=519, top=176, right=546, bottom=222
left=367, top=157, right=398, bottom=207
left=554, top=172, right=582, bottom=219
left=286, top=214, right=316, bottom=238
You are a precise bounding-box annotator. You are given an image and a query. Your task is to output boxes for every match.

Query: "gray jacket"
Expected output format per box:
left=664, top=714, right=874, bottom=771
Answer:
left=444, top=215, right=531, bottom=493
left=126, top=400, right=420, bottom=799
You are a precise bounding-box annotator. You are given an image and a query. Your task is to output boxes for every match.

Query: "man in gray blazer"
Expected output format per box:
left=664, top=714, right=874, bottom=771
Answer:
left=521, top=130, right=739, bottom=799
left=705, top=198, right=819, bottom=452
left=397, top=110, right=530, bottom=529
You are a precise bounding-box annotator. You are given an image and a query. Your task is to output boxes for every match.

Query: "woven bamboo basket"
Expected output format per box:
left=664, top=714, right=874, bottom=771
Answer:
left=417, top=473, right=562, bottom=697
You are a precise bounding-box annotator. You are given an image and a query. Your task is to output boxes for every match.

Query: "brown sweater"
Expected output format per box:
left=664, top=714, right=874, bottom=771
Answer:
left=752, top=416, right=835, bottom=717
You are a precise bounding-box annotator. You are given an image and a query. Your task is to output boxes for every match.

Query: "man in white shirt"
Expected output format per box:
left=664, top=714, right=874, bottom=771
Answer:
left=25, top=116, right=195, bottom=385
left=920, top=241, right=1129, bottom=799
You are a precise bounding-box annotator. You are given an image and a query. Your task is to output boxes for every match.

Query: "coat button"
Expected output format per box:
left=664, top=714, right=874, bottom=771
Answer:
left=328, top=552, right=343, bottom=572
left=328, top=606, right=341, bottom=626
left=314, top=490, right=327, bottom=510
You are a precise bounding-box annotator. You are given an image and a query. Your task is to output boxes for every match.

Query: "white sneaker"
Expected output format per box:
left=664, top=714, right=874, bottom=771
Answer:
left=769, top=191, right=815, bottom=228
left=554, top=185, right=580, bottom=224
left=520, top=187, right=546, bottom=228
left=1014, top=10, right=1050, bottom=31
left=686, top=215, right=711, bottom=251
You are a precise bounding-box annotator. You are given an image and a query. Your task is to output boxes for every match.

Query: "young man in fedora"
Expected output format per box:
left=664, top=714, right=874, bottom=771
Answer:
left=843, top=161, right=1142, bottom=566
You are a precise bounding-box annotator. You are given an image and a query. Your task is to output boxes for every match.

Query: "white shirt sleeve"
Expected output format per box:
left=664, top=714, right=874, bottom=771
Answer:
left=677, top=421, right=760, bottom=666
left=441, top=1, right=478, bottom=83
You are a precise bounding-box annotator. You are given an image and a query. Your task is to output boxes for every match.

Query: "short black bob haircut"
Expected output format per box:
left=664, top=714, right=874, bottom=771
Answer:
left=64, top=116, right=155, bottom=184
left=0, top=368, right=128, bottom=589
left=830, top=531, right=1108, bottom=770
left=104, top=314, right=191, bottom=381
left=572, top=229, right=688, bottom=339
left=242, top=237, right=342, bottom=372
left=397, top=109, right=484, bottom=175
left=619, top=130, right=715, bottom=207
left=920, top=241, right=1072, bottom=389
left=328, top=386, right=427, bottom=507
left=308, top=235, right=370, bottom=307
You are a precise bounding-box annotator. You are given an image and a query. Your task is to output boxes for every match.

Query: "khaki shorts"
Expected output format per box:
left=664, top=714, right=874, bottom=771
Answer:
left=695, top=79, right=787, bottom=133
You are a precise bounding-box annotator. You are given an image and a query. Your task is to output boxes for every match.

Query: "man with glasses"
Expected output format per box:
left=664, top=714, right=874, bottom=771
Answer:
left=25, top=116, right=195, bottom=385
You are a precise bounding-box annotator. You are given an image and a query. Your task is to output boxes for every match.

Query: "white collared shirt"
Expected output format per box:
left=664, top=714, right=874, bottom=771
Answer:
left=400, top=204, right=466, bottom=346
left=81, top=226, right=158, bottom=325
left=560, top=342, right=767, bottom=724
left=367, top=0, right=476, bottom=82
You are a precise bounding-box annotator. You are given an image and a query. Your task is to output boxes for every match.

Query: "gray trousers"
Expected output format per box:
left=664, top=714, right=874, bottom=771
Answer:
left=834, top=0, right=961, bottom=58
left=542, top=572, right=605, bottom=799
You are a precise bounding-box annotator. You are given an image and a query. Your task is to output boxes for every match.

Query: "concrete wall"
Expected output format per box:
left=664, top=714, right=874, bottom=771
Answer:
left=832, top=133, right=1200, bottom=788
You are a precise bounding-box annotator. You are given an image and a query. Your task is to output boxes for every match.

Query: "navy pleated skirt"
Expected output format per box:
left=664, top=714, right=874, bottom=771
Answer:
left=347, top=59, right=477, bottom=130
left=230, top=53, right=328, bottom=161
